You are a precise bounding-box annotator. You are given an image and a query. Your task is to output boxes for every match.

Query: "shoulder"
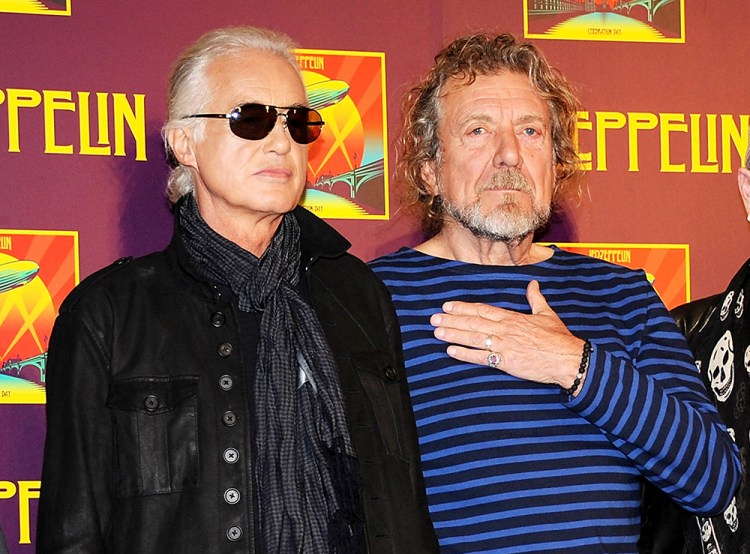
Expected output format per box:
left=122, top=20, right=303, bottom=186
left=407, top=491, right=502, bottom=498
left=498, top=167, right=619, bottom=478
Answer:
left=311, top=251, right=387, bottom=295
left=307, top=252, right=400, bottom=341
left=369, top=248, right=427, bottom=276
left=547, top=246, right=649, bottom=281
left=60, top=250, right=170, bottom=314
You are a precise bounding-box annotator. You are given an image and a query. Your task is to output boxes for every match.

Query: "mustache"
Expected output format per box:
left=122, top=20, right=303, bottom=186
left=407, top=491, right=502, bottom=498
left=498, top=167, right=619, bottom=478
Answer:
left=477, top=171, right=533, bottom=195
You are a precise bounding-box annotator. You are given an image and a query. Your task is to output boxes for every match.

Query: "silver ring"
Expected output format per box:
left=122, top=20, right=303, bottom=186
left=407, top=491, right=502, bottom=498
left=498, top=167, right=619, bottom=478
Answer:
left=484, top=335, right=494, bottom=349
left=487, top=352, right=501, bottom=369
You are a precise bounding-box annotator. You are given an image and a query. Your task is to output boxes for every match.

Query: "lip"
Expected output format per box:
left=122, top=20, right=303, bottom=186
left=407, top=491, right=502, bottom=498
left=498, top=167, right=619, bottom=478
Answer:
left=482, top=187, right=526, bottom=193
left=255, top=167, right=293, bottom=179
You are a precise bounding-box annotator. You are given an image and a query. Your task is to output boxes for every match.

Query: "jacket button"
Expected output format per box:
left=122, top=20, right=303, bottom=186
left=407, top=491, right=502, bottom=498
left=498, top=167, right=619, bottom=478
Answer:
left=222, top=411, right=237, bottom=427
left=144, top=395, right=159, bottom=411
left=218, top=342, right=233, bottom=357
left=384, top=365, right=398, bottom=381
left=219, top=375, right=234, bottom=391
left=227, top=526, right=243, bottom=541
left=224, top=488, right=241, bottom=505
left=211, top=312, right=226, bottom=327
left=223, top=448, right=239, bottom=464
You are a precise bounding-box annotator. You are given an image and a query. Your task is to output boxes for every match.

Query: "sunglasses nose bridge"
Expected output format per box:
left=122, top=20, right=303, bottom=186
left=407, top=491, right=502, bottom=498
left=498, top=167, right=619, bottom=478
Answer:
left=261, top=108, right=289, bottom=136
left=276, top=111, right=290, bottom=130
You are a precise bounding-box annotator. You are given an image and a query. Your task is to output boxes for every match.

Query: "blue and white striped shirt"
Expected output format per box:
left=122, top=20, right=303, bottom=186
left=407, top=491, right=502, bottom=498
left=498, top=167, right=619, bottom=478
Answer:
left=370, top=246, right=741, bottom=554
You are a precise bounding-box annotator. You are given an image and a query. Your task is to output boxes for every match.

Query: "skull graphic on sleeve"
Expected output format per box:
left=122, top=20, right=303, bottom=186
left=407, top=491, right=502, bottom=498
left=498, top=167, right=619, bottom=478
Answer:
left=724, top=497, right=739, bottom=533
left=735, top=288, right=745, bottom=319
left=721, top=291, right=735, bottom=321
left=708, top=330, right=734, bottom=402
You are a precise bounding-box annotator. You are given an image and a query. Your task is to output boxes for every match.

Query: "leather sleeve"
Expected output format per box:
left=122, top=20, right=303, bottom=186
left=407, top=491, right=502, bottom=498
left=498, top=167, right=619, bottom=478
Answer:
left=670, top=294, right=722, bottom=342
left=37, top=309, right=113, bottom=552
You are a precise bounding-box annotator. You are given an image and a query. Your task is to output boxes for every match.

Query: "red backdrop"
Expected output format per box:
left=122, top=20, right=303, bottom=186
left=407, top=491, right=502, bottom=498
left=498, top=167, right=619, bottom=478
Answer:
left=0, top=1, right=747, bottom=550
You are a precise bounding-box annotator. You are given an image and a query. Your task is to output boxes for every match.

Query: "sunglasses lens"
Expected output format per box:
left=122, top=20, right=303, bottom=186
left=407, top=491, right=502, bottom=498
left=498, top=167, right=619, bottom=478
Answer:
left=228, top=104, right=324, bottom=144
left=286, top=107, right=324, bottom=144
left=229, top=104, right=277, bottom=140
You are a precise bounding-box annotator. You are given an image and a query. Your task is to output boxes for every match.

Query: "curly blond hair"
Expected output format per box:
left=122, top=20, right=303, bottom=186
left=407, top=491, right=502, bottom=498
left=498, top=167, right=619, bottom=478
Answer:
left=397, top=33, right=583, bottom=236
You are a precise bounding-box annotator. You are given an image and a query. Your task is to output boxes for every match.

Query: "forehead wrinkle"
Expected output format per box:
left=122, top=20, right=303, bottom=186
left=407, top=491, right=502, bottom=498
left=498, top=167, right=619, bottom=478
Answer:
left=515, top=113, right=549, bottom=126
left=457, top=112, right=496, bottom=127
left=232, top=100, right=309, bottom=110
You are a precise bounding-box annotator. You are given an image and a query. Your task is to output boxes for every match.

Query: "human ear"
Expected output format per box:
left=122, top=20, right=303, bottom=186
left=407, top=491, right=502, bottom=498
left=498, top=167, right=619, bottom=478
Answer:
left=167, top=127, right=197, bottom=169
left=421, top=161, right=438, bottom=195
left=738, top=167, right=750, bottom=218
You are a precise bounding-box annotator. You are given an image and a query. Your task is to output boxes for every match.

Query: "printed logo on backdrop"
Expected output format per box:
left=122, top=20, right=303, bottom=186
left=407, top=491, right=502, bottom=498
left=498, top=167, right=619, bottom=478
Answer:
left=576, top=112, right=749, bottom=174
left=0, top=0, right=70, bottom=16
left=542, top=242, right=690, bottom=309
left=524, top=0, right=685, bottom=43
left=295, top=49, right=389, bottom=220
left=0, top=230, right=78, bottom=404
left=0, top=88, right=147, bottom=160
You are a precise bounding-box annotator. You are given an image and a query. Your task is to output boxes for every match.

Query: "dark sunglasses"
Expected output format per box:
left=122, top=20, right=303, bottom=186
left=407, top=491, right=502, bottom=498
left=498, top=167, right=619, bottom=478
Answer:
left=184, top=103, right=325, bottom=144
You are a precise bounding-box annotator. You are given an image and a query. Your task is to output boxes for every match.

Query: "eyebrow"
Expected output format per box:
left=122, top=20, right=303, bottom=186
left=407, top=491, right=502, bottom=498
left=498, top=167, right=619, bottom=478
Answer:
left=514, top=113, right=548, bottom=126
left=456, top=112, right=549, bottom=128
left=456, top=113, right=495, bottom=127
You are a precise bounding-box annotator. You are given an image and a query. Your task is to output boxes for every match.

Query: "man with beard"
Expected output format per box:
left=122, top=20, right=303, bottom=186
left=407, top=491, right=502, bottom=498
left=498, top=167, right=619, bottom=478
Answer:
left=370, top=33, right=741, bottom=553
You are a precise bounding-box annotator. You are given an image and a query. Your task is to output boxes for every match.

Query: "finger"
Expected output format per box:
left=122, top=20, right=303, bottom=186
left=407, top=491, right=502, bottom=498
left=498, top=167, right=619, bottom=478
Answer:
left=430, top=311, right=484, bottom=332
left=442, top=300, right=509, bottom=322
left=526, top=280, right=550, bottom=315
left=434, top=325, right=496, bottom=350
left=445, top=344, right=499, bottom=368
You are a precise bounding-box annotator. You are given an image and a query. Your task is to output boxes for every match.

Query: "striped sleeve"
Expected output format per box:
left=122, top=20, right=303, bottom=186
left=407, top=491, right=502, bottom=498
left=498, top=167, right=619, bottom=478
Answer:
left=370, top=246, right=741, bottom=553
left=567, top=291, right=741, bottom=515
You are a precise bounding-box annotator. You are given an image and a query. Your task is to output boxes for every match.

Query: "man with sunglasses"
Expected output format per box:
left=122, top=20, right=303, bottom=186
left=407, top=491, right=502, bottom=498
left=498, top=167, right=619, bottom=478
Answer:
left=37, top=26, right=437, bottom=553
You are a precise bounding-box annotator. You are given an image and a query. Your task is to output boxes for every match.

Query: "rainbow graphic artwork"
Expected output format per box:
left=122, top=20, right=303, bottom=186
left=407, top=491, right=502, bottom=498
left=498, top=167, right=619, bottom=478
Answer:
left=0, top=230, right=79, bottom=404
left=295, top=48, right=389, bottom=220
left=524, top=0, right=685, bottom=44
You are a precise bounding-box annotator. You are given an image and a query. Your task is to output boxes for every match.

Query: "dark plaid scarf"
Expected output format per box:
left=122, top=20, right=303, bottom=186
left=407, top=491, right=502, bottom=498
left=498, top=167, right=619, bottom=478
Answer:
left=178, top=195, right=364, bottom=553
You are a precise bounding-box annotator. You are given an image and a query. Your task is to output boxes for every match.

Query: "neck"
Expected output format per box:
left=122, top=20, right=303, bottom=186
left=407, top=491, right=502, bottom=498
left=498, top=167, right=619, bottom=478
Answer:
left=415, top=223, right=552, bottom=266
left=209, top=217, right=283, bottom=257
left=196, top=202, right=286, bottom=257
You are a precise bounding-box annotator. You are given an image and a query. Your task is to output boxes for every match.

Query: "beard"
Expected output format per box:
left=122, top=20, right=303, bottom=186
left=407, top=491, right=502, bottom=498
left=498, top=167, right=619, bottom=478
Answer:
left=440, top=170, right=552, bottom=243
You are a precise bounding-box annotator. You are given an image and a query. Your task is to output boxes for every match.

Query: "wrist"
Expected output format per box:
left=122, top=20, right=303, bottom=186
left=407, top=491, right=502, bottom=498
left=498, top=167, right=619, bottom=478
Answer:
left=562, top=339, right=592, bottom=397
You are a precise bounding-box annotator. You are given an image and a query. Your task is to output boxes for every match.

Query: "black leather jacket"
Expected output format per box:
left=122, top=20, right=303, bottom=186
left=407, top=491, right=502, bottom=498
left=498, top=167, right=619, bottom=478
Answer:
left=37, top=206, right=438, bottom=553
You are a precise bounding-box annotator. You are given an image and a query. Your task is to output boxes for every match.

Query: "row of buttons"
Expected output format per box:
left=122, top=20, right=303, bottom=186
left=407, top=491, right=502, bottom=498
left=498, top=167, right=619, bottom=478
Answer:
left=214, top=311, right=243, bottom=542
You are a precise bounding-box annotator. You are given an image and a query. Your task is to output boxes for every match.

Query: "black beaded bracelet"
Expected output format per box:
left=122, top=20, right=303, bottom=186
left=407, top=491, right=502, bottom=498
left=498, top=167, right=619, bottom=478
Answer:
left=563, top=339, right=592, bottom=396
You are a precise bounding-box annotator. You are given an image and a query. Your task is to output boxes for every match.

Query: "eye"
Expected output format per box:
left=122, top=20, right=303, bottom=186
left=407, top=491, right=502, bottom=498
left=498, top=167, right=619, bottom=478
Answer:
left=469, top=127, right=486, bottom=136
left=522, top=127, right=538, bottom=136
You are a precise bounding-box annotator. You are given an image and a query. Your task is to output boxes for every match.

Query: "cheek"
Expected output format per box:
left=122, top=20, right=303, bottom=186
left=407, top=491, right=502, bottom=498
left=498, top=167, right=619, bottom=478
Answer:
left=525, top=156, right=555, bottom=192
left=294, top=147, right=309, bottom=174
left=197, top=136, right=242, bottom=170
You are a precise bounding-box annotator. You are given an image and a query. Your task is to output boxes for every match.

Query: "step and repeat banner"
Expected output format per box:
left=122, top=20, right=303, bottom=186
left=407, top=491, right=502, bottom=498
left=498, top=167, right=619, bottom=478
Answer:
left=0, top=1, right=748, bottom=550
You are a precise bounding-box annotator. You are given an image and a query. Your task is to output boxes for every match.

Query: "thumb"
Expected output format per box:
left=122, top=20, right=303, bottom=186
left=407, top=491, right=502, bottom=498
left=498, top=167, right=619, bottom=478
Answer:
left=526, top=280, right=549, bottom=315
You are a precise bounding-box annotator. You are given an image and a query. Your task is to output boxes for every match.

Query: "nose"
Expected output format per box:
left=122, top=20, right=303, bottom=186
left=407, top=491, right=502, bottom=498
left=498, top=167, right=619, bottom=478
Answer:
left=492, top=128, right=521, bottom=169
left=264, top=112, right=294, bottom=152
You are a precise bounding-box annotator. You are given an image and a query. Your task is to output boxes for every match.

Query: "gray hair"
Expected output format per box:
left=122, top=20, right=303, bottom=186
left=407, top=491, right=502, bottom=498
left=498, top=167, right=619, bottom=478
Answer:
left=397, top=33, right=583, bottom=236
left=162, top=26, right=299, bottom=203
